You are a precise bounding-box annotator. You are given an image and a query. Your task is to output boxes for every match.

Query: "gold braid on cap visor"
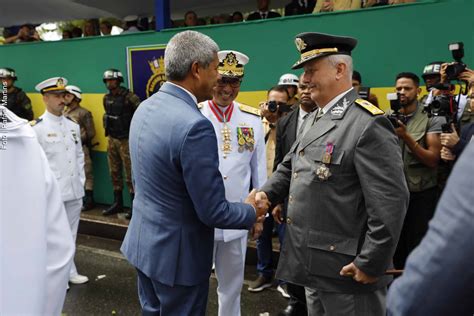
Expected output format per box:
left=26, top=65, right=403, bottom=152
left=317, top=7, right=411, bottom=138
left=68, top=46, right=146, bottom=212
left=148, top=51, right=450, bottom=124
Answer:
left=300, top=48, right=339, bottom=61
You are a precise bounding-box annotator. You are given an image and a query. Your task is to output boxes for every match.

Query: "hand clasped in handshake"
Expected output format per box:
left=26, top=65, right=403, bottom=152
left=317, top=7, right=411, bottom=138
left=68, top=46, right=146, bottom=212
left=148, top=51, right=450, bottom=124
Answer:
left=245, top=189, right=271, bottom=239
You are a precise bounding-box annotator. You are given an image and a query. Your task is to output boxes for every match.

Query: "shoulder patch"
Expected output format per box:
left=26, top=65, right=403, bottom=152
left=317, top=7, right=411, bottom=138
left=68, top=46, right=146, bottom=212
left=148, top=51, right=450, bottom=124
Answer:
left=66, top=116, right=78, bottom=124
left=239, top=104, right=261, bottom=116
left=197, top=102, right=205, bottom=110
left=355, top=99, right=384, bottom=116
left=29, top=118, right=42, bottom=126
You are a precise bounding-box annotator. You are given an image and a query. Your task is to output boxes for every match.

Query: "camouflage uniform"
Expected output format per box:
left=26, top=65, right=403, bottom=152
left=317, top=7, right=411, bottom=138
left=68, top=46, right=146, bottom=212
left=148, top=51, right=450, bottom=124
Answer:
left=103, top=87, right=140, bottom=193
left=6, top=87, right=33, bottom=120
left=64, top=104, right=96, bottom=191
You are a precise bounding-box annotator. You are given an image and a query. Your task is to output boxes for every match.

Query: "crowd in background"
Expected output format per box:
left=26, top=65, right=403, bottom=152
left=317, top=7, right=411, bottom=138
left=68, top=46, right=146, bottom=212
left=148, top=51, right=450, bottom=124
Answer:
left=0, top=0, right=417, bottom=44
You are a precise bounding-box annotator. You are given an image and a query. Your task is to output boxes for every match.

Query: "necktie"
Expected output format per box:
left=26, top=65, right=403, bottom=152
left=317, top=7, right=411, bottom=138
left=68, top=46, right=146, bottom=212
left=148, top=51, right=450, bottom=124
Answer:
left=297, top=113, right=310, bottom=136
left=261, top=12, right=267, bottom=19
left=315, top=108, right=324, bottom=122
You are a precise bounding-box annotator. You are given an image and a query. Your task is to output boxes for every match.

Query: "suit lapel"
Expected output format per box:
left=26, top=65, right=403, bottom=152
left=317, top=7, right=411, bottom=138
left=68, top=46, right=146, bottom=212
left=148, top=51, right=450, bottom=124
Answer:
left=286, top=108, right=298, bottom=145
left=299, top=117, right=336, bottom=150
left=299, top=89, right=358, bottom=150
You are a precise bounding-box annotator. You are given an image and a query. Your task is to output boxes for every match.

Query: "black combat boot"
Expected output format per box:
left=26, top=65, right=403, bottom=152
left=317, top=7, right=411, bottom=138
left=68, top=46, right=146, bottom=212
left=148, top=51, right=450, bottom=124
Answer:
left=81, top=190, right=96, bottom=212
left=102, top=191, right=123, bottom=216
left=125, top=193, right=134, bottom=220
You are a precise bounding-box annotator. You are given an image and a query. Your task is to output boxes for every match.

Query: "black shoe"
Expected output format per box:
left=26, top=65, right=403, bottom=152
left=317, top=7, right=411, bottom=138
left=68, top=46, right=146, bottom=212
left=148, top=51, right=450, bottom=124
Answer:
left=125, top=193, right=134, bottom=220
left=102, top=191, right=123, bottom=216
left=278, top=304, right=306, bottom=316
left=82, top=190, right=95, bottom=212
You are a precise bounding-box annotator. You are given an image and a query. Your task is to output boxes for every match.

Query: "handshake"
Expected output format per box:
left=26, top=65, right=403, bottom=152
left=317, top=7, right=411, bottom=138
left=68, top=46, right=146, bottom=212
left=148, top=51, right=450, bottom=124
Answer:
left=245, top=189, right=271, bottom=240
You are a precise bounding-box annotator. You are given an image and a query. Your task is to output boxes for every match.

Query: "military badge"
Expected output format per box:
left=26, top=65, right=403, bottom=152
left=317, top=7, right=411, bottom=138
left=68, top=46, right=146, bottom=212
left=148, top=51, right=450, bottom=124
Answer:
left=330, top=104, right=345, bottom=116
left=316, top=164, right=332, bottom=181
left=295, top=38, right=307, bottom=52
left=237, top=127, right=255, bottom=153
left=56, top=78, right=65, bottom=88
left=315, top=142, right=334, bottom=181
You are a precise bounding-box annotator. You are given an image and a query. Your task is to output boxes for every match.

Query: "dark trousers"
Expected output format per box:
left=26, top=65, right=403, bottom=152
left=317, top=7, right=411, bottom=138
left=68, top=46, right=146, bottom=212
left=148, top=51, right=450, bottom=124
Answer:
left=287, top=282, right=308, bottom=315
left=393, top=186, right=439, bottom=269
left=305, top=287, right=386, bottom=316
left=256, top=214, right=285, bottom=278
left=137, top=269, right=209, bottom=316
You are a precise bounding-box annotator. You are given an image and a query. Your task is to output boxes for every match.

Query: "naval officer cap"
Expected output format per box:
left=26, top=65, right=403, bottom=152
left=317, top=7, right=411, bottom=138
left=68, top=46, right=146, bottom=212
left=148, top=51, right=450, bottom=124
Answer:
left=292, top=32, right=357, bottom=69
left=217, top=50, right=249, bottom=78
left=35, top=77, right=68, bottom=94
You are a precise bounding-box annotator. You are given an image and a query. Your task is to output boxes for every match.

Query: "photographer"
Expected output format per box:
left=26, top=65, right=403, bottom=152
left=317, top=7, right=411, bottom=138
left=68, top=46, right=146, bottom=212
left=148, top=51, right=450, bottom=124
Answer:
left=438, top=63, right=474, bottom=128
left=260, top=86, right=292, bottom=176
left=440, top=71, right=474, bottom=162
left=4, top=24, right=40, bottom=44
left=391, top=72, right=446, bottom=270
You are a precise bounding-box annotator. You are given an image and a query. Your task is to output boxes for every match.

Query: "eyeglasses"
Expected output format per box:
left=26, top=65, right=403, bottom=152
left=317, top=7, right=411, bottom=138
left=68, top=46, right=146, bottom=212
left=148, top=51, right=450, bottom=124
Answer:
left=217, top=78, right=241, bottom=88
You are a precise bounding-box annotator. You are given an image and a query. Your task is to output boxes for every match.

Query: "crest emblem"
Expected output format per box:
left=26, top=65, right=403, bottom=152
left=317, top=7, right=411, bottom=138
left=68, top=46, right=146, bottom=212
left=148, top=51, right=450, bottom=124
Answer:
left=219, top=52, right=244, bottom=77
left=146, top=56, right=167, bottom=98
left=56, top=78, right=65, bottom=88
left=295, top=38, right=307, bottom=52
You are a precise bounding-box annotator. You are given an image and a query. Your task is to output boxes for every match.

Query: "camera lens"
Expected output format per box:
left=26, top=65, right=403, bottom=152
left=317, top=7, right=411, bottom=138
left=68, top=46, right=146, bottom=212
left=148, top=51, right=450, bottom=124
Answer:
left=267, top=101, right=278, bottom=113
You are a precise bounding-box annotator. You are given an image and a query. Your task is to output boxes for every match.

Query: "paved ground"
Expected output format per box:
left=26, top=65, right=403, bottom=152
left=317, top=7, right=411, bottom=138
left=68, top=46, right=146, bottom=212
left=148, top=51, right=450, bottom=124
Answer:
left=63, top=234, right=288, bottom=316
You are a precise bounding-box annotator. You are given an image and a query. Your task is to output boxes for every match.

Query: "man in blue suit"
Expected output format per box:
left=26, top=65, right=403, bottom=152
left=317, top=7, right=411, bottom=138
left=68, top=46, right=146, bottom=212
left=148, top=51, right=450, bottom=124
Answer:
left=387, top=142, right=474, bottom=316
left=121, top=30, right=267, bottom=315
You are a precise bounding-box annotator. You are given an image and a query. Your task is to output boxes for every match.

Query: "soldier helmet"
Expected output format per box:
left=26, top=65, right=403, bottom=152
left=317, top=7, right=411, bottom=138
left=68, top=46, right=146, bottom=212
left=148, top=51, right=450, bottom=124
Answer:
left=0, top=67, right=17, bottom=80
left=103, top=69, right=124, bottom=83
left=278, top=73, right=299, bottom=86
left=422, top=61, right=444, bottom=80
left=66, top=85, right=82, bottom=100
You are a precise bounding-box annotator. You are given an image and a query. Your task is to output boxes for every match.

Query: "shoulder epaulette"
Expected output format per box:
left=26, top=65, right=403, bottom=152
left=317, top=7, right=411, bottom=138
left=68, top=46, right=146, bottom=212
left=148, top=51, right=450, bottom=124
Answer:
left=197, top=102, right=205, bottom=110
left=355, top=99, right=384, bottom=116
left=66, top=116, right=78, bottom=124
left=239, top=103, right=260, bottom=116
left=29, top=118, right=42, bottom=126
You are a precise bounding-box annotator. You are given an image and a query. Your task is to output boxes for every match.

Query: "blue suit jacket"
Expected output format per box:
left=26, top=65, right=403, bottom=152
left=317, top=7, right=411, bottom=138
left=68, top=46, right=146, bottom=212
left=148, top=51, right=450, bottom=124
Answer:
left=121, top=82, right=256, bottom=287
left=387, top=142, right=474, bottom=316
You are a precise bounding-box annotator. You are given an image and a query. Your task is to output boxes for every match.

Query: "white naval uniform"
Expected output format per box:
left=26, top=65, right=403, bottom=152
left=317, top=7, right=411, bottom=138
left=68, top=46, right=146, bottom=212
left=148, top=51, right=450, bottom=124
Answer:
left=32, top=110, right=85, bottom=278
left=200, top=100, right=267, bottom=316
left=0, top=106, right=74, bottom=316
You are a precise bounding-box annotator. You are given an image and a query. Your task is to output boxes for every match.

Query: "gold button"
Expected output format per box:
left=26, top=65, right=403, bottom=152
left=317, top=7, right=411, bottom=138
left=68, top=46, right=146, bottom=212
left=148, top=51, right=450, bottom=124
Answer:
left=286, top=217, right=292, bottom=225
left=299, top=151, right=304, bottom=156
left=329, top=245, right=335, bottom=251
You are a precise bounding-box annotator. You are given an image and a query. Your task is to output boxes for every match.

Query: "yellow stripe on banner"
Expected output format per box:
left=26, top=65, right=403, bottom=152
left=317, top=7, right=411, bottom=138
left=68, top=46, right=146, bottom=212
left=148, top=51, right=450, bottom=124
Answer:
left=27, top=85, right=445, bottom=152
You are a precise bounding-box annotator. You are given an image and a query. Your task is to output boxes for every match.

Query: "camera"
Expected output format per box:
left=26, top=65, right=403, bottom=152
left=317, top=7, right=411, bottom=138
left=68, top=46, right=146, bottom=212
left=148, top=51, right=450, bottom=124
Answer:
left=423, top=87, right=458, bottom=132
left=445, top=42, right=466, bottom=81
left=386, top=92, right=407, bottom=128
left=267, top=101, right=291, bottom=113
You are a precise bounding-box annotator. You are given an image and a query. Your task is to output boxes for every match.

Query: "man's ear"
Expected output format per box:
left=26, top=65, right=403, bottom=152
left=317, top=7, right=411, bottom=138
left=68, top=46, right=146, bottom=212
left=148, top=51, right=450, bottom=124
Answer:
left=335, top=63, right=347, bottom=80
left=190, top=61, right=200, bottom=80
left=417, top=87, right=422, bottom=96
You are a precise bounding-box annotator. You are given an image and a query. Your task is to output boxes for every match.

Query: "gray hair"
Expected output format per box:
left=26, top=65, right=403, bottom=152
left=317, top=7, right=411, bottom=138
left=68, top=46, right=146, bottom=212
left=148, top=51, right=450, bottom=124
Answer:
left=165, top=30, right=219, bottom=81
left=327, top=54, right=353, bottom=80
